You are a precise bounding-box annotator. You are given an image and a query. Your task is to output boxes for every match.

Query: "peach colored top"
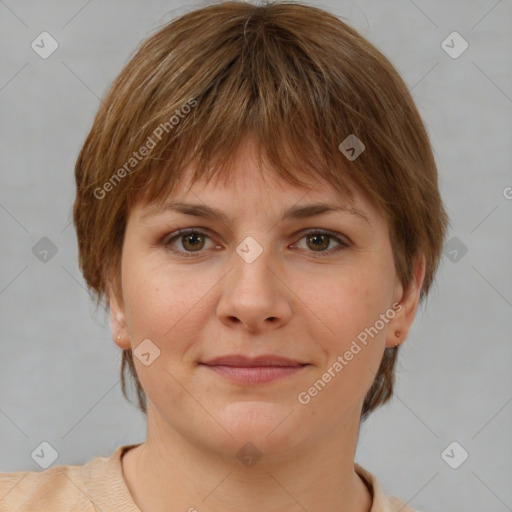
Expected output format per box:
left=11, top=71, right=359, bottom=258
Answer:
left=0, top=443, right=417, bottom=511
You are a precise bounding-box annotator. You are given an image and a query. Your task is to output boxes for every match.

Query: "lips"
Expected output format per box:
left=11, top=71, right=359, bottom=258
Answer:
left=200, top=354, right=306, bottom=367
left=199, top=355, right=308, bottom=384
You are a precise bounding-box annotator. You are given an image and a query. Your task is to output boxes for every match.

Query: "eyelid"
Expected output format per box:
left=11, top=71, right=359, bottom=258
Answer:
left=293, top=227, right=351, bottom=247
left=163, top=226, right=351, bottom=257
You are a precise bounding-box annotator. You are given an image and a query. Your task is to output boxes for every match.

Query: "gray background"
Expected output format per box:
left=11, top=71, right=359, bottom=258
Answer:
left=1, top=1, right=511, bottom=511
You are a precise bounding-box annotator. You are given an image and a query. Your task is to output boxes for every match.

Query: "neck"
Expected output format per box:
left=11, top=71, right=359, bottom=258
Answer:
left=122, top=407, right=372, bottom=512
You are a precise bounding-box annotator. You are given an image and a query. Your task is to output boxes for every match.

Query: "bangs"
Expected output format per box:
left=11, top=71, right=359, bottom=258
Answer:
left=116, top=4, right=392, bottom=211
left=133, top=125, right=357, bottom=212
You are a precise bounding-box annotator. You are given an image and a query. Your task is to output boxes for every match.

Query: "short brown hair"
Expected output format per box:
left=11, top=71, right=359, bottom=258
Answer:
left=73, top=1, right=448, bottom=421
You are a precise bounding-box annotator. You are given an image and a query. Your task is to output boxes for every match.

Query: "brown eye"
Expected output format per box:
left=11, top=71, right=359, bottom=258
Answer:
left=165, top=228, right=216, bottom=257
left=181, top=232, right=205, bottom=252
left=306, top=233, right=330, bottom=251
left=293, top=229, right=350, bottom=257
left=165, top=228, right=349, bottom=259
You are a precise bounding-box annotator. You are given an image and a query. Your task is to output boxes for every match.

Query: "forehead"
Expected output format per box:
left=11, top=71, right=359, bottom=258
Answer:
left=173, top=156, right=332, bottom=203
left=132, top=147, right=384, bottom=234
left=136, top=134, right=379, bottom=217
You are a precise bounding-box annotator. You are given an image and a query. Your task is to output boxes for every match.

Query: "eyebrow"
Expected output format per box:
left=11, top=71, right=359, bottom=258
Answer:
left=142, top=201, right=372, bottom=226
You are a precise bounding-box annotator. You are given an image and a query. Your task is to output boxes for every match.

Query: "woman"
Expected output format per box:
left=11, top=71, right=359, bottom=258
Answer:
left=0, top=1, right=447, bottom=510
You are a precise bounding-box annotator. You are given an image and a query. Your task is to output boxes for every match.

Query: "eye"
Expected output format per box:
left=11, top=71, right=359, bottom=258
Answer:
left=164, top=228, right=350, bottom=258
left=291, top=229, right=350, bottom=256
left=164, top=228, right=217, bottom=257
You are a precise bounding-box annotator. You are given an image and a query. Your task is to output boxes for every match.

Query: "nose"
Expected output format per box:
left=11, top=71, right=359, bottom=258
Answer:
left=216, top=239, right=293, bottom=333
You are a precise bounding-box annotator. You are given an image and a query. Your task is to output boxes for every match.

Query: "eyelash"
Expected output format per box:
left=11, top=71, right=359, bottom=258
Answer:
left=163, top=227, right=350, bottom=258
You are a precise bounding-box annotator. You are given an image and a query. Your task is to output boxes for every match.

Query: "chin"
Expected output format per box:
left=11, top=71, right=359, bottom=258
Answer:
left=209, top=401, right=308, bottom=458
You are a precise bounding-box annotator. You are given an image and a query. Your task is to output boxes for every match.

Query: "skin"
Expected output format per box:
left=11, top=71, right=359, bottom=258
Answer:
left=109, top=135, right=425, bottom=512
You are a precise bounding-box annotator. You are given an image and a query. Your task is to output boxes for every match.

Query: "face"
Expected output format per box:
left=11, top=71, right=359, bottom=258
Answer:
left=110, top=136, right=423, bottom=461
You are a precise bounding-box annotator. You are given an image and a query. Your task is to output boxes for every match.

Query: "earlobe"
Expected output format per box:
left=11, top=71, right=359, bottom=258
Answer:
left=385, top=255, right=426, bottom=348
left=392, top=329, right=402, bottom=347
left=107, top=283, right=130, bottom=349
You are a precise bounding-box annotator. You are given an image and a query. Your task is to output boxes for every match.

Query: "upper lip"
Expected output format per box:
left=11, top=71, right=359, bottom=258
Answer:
left=200, top=355, right=306, bottom=367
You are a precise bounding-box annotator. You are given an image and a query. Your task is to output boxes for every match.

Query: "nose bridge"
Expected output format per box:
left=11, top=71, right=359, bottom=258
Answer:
left=217, top=231, right=291, bottom=330
left=231, top=232, right=276, bottom=296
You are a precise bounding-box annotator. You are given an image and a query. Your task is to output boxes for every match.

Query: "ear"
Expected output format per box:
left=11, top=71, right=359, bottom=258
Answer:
left=107, top=280, right=130, bottom=350
left=385, top=254, right=426, bottom=348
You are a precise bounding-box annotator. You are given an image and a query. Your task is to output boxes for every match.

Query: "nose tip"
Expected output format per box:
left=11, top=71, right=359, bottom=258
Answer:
left=216, top=241, right=294, bottom=331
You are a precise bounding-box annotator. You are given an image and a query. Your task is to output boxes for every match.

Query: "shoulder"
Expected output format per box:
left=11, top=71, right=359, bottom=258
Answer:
left=354, top=463, right=418, bottom=512
left=0, top=444, right=141, bottom=512
left=0, top=464, right=94, bottom=512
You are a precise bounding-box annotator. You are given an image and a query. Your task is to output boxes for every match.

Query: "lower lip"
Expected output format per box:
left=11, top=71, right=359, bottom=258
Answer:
left=201, top=364, right=306, bottom=384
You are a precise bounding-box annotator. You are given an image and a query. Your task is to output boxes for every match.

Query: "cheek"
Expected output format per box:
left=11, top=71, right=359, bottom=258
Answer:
left=292, top=267, right=392, bottom=420
left=312, top=261, right=394, bottom=339
left=121, top=257, right=218, bottom=346
left=301, top=255, right=394, bottom=384
left=120, top=261, right=214, bottom=398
